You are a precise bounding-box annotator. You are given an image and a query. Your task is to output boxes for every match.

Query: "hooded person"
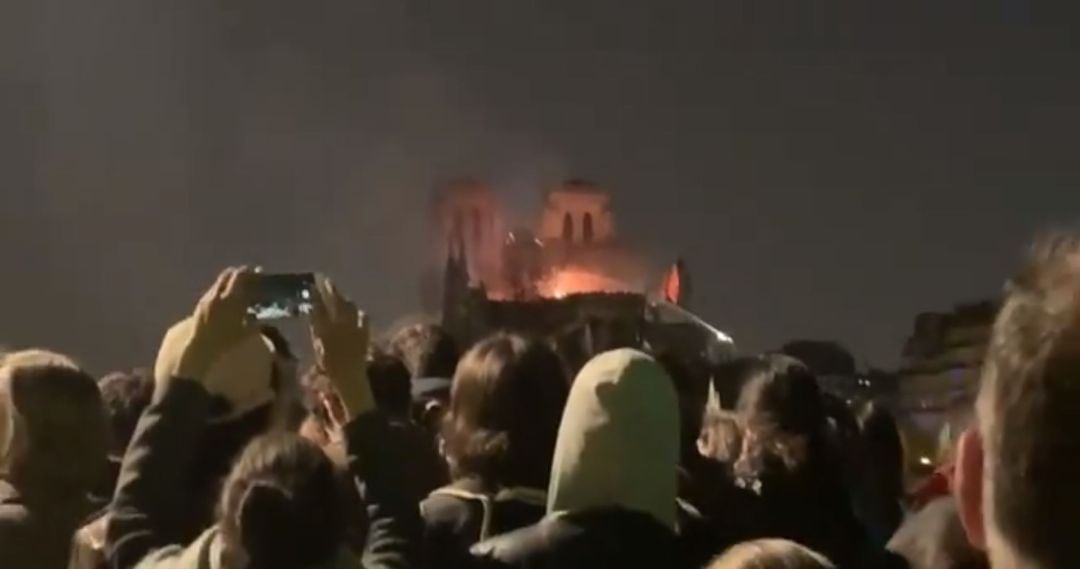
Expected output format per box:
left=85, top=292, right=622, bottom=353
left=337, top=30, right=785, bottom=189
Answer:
left=0, top=349, right=109, bottom=569
left=470, top=348, right=689, bottom=569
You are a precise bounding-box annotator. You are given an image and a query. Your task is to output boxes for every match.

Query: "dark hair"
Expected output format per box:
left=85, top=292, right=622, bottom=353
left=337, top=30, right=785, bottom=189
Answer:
left=441, top=333, right=568, bottom=490
left=389, top=324, right=460, bottom=380
left=712, top=356, right=768, bottom=409
left=978, top=231, right=1080, bottom=569
left=98, top=369, right=153, bottom=456
left=218, top=433, right=344, bottom=569
left=367, top=353, right=412, bottom=420
left=734, top=354, right=831, bottom=485
left=856, top=401, right=904, bottom=501
left=656, top=352, right=710, bottom=462
left=854, top=401, right=905, bottom=544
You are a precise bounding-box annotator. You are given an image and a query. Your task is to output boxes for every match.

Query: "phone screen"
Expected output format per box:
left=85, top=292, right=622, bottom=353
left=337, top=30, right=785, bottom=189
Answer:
left=247, top=273, right=316, bottom=321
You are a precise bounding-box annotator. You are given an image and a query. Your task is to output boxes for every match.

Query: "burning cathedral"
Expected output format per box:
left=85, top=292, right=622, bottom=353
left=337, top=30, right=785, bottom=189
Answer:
left=424, top=178, right=733, bottom=365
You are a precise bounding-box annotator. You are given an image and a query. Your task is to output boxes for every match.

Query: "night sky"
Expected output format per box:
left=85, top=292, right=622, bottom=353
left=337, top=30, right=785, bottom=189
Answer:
left=2, top=1, right=1079, bottom=373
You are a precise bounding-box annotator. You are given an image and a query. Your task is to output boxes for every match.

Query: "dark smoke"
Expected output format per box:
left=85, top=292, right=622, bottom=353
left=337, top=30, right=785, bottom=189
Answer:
left=0, top=0, right=565, bottom=372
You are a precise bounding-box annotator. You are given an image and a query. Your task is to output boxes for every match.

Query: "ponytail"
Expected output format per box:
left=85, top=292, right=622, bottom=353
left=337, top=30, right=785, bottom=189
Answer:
left=220, top=434, right=344, bottom=569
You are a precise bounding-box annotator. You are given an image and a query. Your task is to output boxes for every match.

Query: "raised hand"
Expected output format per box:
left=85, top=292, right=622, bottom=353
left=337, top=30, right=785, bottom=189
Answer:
left=310, top=275, right=374, bottom=421
left=155, top=267, right=257, bottom=384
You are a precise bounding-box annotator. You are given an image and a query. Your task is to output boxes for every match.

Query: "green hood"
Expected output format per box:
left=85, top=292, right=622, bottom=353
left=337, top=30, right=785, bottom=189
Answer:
left=546, top=349, right=680, bottom=529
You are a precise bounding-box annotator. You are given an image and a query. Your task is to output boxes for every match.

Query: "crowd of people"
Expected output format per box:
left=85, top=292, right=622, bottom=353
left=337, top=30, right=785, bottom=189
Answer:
left=2, top=231, right=1080, bottom=569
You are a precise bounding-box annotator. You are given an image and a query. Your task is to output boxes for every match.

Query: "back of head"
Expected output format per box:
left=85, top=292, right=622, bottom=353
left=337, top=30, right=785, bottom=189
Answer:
left=367, top=353, right=412, bottom=420
left=656, top=352, right=711, bottom=462
left=975, top=232, right=1080, bottom=569
left=0, top=350, right=108, bottom=498
left=98, top=369, right=154, bottom=457
left=547, top=349, right=679, bottom=528
left=856, top=401, right=904, bottom=500
left=735, top=354, right=828, bottom=481
left=389, top=323, right=460, bottom=380
left=218, top=433, right=345, bottom=569
left=713, top=356, right=768, bottom=409
left=442, top=333, right=568, bottom=489
left=708, top=539, right=836, bottom=569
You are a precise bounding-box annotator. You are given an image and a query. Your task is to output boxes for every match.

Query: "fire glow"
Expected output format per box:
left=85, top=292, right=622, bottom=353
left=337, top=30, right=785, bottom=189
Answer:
left=537, top=267, right=634, bottom=299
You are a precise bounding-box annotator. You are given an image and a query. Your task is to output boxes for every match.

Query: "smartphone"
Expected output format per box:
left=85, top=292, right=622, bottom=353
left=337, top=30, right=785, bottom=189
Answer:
left=247, top=273, right=316, bottom=321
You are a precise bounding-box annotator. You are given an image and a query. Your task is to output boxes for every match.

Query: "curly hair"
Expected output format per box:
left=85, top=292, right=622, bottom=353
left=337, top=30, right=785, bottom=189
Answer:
left=733, top=354, right=830, bottom=488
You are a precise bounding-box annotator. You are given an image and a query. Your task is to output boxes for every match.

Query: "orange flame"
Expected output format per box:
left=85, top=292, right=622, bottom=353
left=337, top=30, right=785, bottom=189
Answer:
left=538, top=268, right=633, bottom=298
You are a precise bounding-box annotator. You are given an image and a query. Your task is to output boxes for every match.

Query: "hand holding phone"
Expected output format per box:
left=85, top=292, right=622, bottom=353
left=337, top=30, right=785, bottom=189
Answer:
left=310, top=275, right=374, bottom=421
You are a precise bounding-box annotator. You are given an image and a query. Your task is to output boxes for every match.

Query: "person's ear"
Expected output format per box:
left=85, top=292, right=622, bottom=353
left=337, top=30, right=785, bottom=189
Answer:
left=954, top=427, right=987, bottom=550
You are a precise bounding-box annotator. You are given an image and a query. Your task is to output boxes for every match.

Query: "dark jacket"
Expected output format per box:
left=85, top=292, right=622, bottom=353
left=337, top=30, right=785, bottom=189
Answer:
left=470, top=507, right=688, bottom=569
left=105, top=377, right=420, bottom=569
left=733, top=454, right=875, bottom=569
left=390, top=418, right=447, bottom=504
left=420, top=479, right=546, bottom=569
left=0, top=481, right=90, bottom=569
left=677, top=458, right=759, bottom=565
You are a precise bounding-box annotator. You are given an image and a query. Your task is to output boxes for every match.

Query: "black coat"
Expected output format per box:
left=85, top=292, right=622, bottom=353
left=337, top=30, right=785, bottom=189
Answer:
left=421, top=479, right=546, bottom=569
left=0, top=481, right=90, bottom=569
left=469, top=507, right=691, bottom=569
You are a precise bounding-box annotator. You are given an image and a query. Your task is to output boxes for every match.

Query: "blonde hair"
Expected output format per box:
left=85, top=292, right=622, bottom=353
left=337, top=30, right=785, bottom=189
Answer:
left=0, top=349, right=107, bottom=492
left=0, top=350, right=81, bottom=470
left=0, top=379, right=10, bottom=468
left=708, top=539, right=836, bottom=569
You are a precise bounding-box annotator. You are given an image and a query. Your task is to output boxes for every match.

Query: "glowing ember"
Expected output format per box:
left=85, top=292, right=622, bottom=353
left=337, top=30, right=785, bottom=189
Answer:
left=538, top=268, right=633, bottom=298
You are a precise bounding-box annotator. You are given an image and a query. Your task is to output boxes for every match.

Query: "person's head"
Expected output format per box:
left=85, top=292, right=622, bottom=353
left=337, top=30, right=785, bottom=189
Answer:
left=856, top=400, right=905, bottom=501
left=820, top=392, right=863, bottom=487
left=712, top=356, right=768, bottom=409
left=656, top=352, right=711, bottom=463
left=698, top=408, right=743, bottom=465
left=0, top=350, right=108, bottom=501
left=547, top=349, right=679, bottom=528
left=734, top=354, right=829, bottom=483
left=955, top=232, right=1080, bottom=569
left=217, top=433, right=345, bottom=569
left=388, top=323, right=460, bottom=380
left=442, top=333, right=568, bottom=489
left=367, top=353, right=412, bottom=420
left=0, top=382, right=9, bottom=470
left=98, top=369, right=154, bottom=458
left=707, top=539, right=836, bottom=569
left=853, top=400, right=906, bottom=545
